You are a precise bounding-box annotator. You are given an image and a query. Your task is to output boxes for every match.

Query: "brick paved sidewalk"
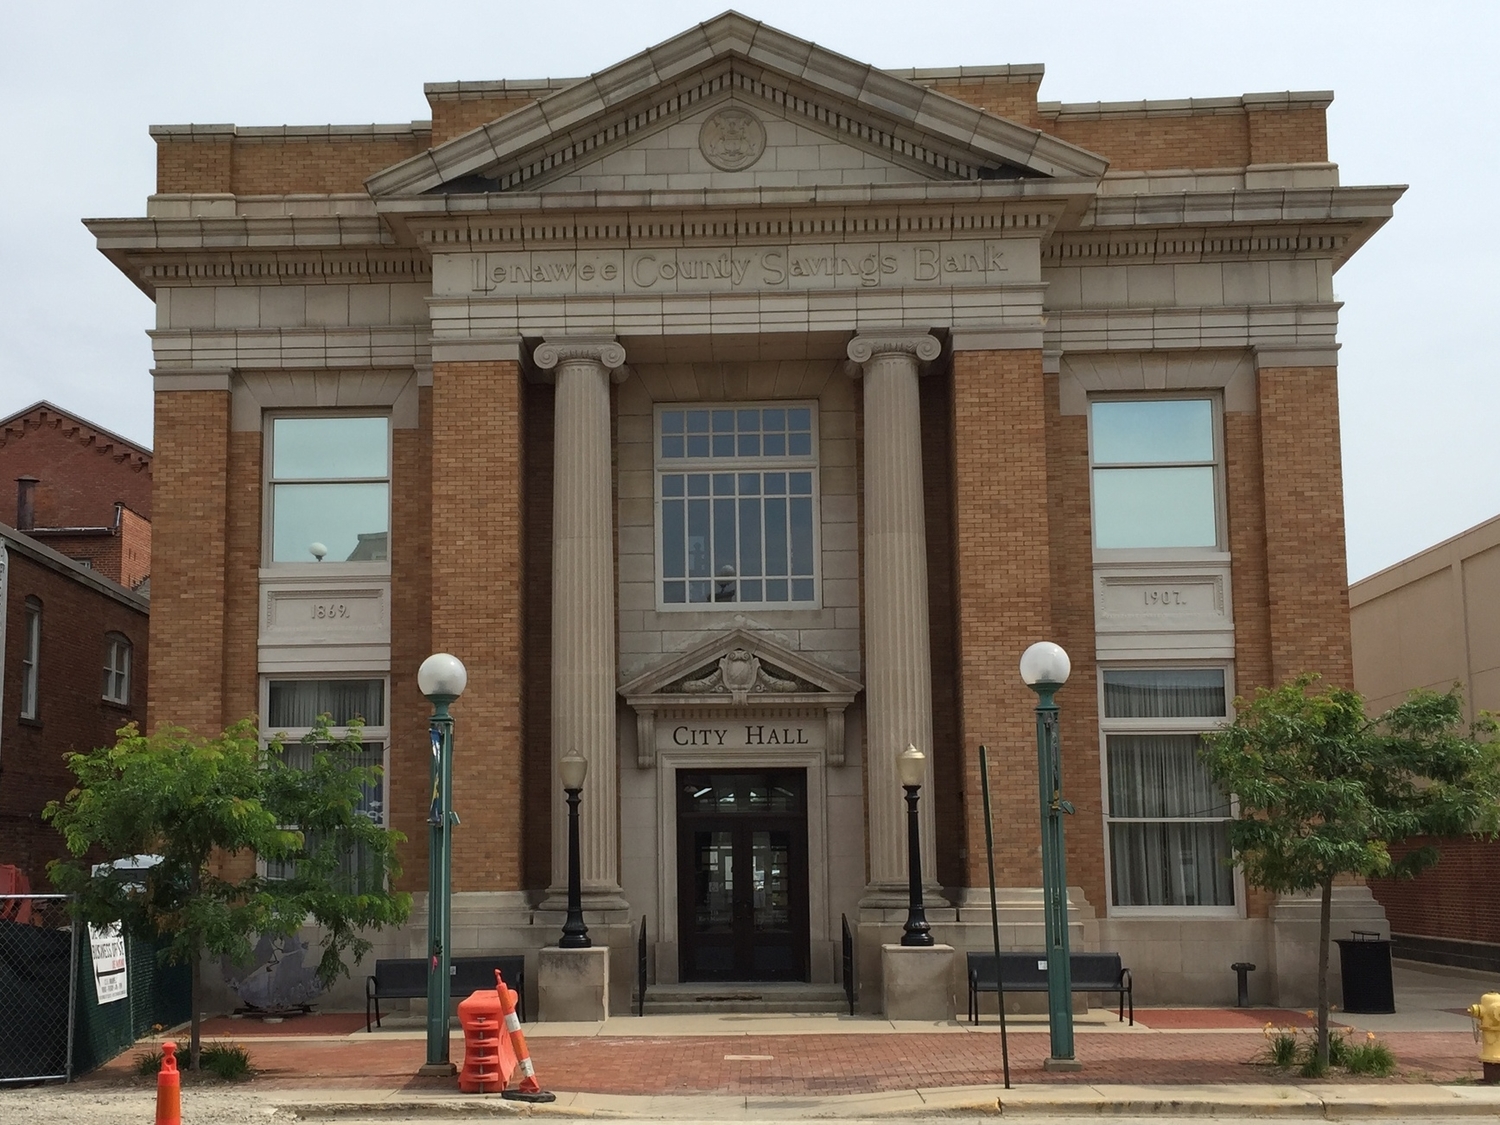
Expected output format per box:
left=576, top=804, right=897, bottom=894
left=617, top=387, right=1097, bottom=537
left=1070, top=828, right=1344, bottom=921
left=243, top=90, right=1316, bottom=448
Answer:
left=85, top=1028, right=1484, bottom=1094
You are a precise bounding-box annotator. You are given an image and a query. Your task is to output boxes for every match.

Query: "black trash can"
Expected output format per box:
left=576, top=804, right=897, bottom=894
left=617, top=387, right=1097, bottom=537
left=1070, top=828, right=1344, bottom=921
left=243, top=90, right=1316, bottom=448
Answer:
left=1336, top=931, right=1395, bottom=1014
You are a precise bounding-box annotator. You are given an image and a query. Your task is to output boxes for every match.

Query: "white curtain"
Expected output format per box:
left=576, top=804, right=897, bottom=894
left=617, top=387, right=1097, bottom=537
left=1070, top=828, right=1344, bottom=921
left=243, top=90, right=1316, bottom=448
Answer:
left=267, top=679, right=384, bottom=728
left=1108, top=733, right=1234, bottom=907
left=1103, top=669, right=1225, bottom=719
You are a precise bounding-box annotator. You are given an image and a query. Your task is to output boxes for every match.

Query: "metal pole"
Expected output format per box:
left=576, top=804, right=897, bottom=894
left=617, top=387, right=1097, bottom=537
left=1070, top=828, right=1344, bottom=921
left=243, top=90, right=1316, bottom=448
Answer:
left=421, top=700, right=456, bottom=1074
left=1034, top=686, right=1077, bottom=1067
left=978, top=745, right=1011, bottom=1090
left=900, top=784, right=932, bottom=946
left=559, top=787, right=590, bottom=948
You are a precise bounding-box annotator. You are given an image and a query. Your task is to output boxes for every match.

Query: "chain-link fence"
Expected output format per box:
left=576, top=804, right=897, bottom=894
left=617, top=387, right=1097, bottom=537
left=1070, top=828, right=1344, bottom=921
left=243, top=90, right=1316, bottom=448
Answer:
left=0, top=895, right=77, bottom=1083
left=0, top=894, right=192, bottom=1083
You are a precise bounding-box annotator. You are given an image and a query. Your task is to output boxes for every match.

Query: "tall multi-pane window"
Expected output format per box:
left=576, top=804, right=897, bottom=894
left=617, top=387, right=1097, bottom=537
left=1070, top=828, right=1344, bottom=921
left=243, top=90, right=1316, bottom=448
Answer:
left=1090, top=398, right=1219, bottom=549
left=102, top=634, right=132, bottom=705
left=20, top=598, right=40, bottom=720
left=267, top=416, right=390, bottom=564
left=261, top=678, right=387, bottom=892
left=1102, top=667, right=1236, bottom=911
left=656, top=405, right=818, bottom=608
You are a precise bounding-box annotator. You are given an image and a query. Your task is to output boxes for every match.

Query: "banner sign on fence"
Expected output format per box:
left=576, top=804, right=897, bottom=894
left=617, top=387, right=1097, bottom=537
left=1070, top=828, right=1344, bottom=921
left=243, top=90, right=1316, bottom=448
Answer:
left=87, top=923, right=128, bottom=1004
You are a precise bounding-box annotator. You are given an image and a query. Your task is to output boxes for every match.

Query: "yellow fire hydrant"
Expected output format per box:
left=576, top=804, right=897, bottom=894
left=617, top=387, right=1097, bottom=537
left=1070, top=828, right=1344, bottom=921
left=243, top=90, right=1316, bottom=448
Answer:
left=1470, top=991, right=1500, bottom=1085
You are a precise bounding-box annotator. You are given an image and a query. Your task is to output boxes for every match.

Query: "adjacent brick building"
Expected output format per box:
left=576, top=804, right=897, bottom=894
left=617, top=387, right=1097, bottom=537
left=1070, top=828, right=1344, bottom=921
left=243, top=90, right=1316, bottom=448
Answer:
left=0, top=401, right=153, bottom=590
left=0, top=524, right=149, bottom=886
left=1351, top=516, right=1500, bottom=972
left=88, top=14, right=1401, bottom=1013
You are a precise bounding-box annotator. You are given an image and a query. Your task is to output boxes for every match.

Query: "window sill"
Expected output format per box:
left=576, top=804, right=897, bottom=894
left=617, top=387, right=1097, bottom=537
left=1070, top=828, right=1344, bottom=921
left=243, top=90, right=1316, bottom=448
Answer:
left=18, top=716, right=42, bottom=729
left=1106, top=906, right=1243, bottom=920
left=101, top=699, right=133, bottom=712
left=1092, top=548, right=1231, bottom=567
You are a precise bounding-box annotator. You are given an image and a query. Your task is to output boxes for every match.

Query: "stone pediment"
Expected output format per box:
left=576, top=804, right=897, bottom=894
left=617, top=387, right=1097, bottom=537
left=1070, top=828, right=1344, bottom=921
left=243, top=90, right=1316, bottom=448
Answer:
left=618, top=628, right=861, bottom=768
left=366, top=12, right=1107, bottom=199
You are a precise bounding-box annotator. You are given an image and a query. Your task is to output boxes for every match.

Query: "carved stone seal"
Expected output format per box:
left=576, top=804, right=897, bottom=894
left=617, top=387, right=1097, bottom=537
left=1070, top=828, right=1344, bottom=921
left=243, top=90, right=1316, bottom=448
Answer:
left=699, top=107, right=766, bottom=172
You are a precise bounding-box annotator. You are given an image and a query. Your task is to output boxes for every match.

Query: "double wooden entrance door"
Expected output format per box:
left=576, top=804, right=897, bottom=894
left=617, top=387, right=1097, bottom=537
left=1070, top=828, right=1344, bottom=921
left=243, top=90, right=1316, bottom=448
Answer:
left=677, top=770, right=810, bottom=982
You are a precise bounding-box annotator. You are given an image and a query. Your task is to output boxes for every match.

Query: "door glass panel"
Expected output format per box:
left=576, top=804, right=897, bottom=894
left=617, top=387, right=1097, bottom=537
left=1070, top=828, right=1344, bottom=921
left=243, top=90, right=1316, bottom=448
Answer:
left=693, top=830, right=734, bottom=933
left=752, top=830, right=791, bottom=932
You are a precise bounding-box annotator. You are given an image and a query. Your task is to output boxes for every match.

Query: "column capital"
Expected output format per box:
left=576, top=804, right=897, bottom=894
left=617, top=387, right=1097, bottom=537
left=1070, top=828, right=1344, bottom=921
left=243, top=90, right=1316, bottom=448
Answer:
left=534, top=336, right=627, bottom=378
left=846, top=331, right=942, bottom=370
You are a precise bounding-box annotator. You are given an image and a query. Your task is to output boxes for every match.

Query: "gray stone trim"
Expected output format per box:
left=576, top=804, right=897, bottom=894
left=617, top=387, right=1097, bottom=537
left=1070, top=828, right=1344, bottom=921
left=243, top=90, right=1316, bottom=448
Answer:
left=230, top=369, right=421, bottom=431
left=1253, top=344, right=1340, bottom=369
left=1039, top=91, right=1333, bottom=121
left=949, top=326, right=1046, bottom=352
left=149, top=123, right=431, bottom=141
left=365, top=12, right=1107, bottom=197
left=429, top=337, right=523, bottom=364
left=150, top=326, right=430, bottom=370
left=885, top=64, right=1045, bottom=83
left=151, top=368, right=232, bottom=392
left=425, top=78, right=584, bottom=97
left=1046, top=302, right=1340, bottom=355
left=1058, top=351, right=1256, bottom=415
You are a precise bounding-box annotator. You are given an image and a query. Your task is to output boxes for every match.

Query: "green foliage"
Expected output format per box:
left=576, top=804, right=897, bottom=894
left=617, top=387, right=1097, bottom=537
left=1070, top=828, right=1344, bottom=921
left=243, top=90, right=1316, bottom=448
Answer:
left=1262, top=1024, right=1300, bottom=1068
left=45, top=717, right=411, bottom=1068
left=135, top=1040, right=253, bottom=1081
left=1204, top=677, right=1500, bottom=1068
left=1344, top=1037, right=1396, bottom=1077
left=1261, top=1022, right=1396, bottom=1078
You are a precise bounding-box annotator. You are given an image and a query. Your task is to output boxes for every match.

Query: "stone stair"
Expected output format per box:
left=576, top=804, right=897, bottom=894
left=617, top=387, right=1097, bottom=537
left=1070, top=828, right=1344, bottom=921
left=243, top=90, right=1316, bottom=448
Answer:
left=637, top=981, right=850, bottom=1015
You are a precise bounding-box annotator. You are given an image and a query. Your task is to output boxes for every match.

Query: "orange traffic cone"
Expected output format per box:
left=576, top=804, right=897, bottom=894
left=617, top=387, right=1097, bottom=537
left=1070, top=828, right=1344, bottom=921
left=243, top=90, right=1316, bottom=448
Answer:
left=155, top=1041, right=181, bottom=1125
left=495, top=970, right=554, bottom=1103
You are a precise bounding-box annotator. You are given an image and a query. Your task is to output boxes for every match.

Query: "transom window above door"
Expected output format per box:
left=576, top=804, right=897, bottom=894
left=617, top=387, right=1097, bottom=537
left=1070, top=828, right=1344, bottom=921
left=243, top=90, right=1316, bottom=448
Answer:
left=656, top=405, right=818, bottom=608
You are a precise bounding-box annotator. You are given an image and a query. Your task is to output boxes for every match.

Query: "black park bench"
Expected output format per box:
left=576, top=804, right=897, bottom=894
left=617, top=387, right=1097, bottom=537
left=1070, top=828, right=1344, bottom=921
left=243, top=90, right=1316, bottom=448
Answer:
left=967, top=951, right=1132, bottom=1025
left=366, top=955, right=526, bottom=1032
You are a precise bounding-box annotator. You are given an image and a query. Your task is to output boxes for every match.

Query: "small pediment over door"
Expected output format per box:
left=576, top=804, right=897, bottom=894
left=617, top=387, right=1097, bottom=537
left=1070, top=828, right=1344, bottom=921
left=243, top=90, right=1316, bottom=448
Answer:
left=618, top=628, right=862, bottom=768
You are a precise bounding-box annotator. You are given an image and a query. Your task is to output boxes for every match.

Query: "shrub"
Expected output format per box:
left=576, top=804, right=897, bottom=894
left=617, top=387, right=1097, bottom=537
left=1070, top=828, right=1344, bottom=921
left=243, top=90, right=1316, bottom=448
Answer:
left=133, top=1039, right=253, bottom=1081
left=1344, top=1035, right=1396, bottom=1077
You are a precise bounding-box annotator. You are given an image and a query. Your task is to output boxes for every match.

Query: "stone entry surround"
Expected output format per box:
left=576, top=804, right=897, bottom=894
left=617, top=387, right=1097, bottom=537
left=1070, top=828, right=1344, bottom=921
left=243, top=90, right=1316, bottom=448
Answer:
left=92, top=12, right=1404, bottom=1015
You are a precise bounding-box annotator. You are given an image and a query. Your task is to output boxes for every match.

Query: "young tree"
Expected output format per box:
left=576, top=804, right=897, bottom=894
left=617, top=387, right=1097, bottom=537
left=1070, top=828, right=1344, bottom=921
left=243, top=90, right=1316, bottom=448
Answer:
left=1201, top=677, right=1500, bottom=1070
left=45, top=718, right=411, bottom=1069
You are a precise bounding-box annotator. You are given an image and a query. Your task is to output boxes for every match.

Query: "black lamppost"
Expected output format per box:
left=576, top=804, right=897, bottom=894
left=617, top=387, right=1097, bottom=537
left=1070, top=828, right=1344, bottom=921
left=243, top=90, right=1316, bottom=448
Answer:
left=558, top=750, right=591, bottom=949
left=898, top=744, right=933, bottom=947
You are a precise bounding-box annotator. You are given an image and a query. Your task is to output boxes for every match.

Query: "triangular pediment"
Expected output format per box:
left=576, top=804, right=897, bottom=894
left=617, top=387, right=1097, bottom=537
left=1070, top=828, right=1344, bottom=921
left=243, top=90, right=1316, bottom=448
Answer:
left=366, top=12, right=1107, bottom=198
left=619, top=628, right=861, bottom=701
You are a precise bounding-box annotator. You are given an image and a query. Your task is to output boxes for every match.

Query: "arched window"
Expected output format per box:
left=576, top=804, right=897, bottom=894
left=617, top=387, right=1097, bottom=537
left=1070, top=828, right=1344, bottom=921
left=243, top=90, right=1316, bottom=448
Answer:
left=20, top=597, right=40, bottom=719
left=103, top=633, right=132, bottom=705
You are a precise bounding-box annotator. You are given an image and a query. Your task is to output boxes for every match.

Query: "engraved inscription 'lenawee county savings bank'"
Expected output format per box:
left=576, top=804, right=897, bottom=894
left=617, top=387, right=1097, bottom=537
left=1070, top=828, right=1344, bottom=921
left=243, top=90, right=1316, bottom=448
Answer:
left=460, top=240, right=1017, bottom=296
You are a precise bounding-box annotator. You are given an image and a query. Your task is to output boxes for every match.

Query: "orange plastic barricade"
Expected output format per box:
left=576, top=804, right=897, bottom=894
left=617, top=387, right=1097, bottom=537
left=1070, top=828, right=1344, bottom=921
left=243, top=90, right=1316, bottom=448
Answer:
left=457, top=985, right=517, bottom=1093
left=155, top=1041, right=181, bottom=1125
left=0, top=865, right=33, bottom=924
left=495, top=969, right=554, bottom=1102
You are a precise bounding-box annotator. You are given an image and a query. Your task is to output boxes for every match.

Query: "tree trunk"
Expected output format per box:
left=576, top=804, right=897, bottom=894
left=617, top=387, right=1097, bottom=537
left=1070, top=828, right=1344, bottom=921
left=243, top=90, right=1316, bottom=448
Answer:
left=190, top=949, right=202, bottom=1070
left=1316, top=875, right=1332, bottom=1068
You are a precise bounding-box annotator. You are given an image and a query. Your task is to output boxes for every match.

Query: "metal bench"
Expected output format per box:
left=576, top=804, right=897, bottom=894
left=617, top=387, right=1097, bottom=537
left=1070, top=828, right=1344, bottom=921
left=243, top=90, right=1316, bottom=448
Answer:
left=366, top=954, right=526, bottom=1032
left=967, top=951, right=1132, bottom=1025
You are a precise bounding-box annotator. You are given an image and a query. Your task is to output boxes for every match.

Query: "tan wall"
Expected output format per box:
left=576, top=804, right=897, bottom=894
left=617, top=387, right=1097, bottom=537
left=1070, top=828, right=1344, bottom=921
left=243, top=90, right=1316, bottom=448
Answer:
left=950, top=349, right=1049, bottom=888
left=1259, top=367, right=1353, bottom=686
left=430, top=361, right=527, bottom=892
left=149, top=389, right=230, bottom=734
left=156, top=134, right=429, bottom=195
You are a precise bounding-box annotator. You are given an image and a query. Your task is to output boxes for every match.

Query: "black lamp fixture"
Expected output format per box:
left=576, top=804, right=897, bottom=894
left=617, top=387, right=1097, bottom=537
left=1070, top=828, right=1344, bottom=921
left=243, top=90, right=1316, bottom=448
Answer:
left=897, top=744, right=933, bottom=947
left=558, top=750, right=591, bottom=949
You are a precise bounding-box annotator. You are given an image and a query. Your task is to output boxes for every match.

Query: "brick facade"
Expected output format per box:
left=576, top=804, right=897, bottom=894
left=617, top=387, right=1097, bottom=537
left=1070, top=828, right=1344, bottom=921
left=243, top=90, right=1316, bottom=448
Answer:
left=430, top=361, right=527, bottom=893
left=950, top=349, right=1051, bottom=888
left=1258, top=367, right=1354, bottom=686
left=0, top=536, right=148, bottom=887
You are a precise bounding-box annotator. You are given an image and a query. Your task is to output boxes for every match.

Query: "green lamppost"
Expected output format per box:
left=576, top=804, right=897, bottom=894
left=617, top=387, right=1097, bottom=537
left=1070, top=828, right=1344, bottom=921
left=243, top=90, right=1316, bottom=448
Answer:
left=1019, top=641, right=1080, bottom=1072
left=417, top=652, right=467, bottom=1076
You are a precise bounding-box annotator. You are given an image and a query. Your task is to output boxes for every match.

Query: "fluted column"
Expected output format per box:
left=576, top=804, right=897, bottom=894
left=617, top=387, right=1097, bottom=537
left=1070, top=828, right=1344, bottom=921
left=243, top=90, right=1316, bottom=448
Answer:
left=535, top=336, right=627, bottom=907
left=847, top=331, right=941, bottom=900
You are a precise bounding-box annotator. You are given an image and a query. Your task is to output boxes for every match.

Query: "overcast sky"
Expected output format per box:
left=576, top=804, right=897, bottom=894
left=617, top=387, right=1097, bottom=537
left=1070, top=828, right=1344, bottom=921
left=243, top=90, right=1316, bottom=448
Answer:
left=0, top=1, right=1492, bottom=581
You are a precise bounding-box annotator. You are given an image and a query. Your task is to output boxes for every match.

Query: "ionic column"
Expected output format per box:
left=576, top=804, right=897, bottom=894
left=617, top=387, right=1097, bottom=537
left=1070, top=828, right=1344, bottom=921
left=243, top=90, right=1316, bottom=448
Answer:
left=535, top=336, right=627, bottom=907
left=847, top=331, right=942, bottom=900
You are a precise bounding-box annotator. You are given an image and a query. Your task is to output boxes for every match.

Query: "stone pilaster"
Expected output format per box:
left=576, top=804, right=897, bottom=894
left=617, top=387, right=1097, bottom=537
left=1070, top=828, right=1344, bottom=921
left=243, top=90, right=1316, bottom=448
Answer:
left=847, top=331, right=941, bottom=901
left=534, top=336, right=627, bottom=907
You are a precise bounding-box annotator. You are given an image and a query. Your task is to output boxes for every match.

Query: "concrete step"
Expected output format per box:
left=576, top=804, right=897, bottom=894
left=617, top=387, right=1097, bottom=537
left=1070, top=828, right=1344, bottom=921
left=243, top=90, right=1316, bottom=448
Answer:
left=638, top=981, right=850, bottom=1015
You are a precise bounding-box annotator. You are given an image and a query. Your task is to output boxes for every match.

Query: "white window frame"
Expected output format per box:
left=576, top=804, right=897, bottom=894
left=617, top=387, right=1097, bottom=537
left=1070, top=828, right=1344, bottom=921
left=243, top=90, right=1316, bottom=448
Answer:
left=20, top=598, right=40, bottom=720
left=1098, top=662, right=1244, bottom=918
left=1087, top=393, right=1227, bottom=557
left=262, top=411, right=393, bottom=569
left=102, top=633, right=132, bottom=705
left=652, top=401, right=822, bottom=612
left=257, top=675, right=390, bottom=888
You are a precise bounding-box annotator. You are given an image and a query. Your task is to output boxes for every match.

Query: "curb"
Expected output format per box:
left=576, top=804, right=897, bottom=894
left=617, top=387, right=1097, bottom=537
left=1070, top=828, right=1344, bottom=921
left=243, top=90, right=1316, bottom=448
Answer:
left=270, top=1085, right=1500, bottom=1120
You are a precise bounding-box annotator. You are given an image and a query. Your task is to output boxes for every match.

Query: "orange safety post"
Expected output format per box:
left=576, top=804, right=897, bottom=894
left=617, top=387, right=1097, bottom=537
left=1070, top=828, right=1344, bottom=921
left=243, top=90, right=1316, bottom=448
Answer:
left=457, top=985, right=516, bottom=1093
left=155, top=1041, right=181, bottom=1125
left=494, top=969, right=554, bottom=1103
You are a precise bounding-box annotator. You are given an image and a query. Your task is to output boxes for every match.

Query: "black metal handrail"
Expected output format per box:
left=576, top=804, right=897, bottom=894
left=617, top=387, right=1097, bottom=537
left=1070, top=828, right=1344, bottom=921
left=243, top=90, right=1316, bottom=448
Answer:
left=636, top=914, right=647, bottom=1017
left=841, top=913, right=855, bottom=1016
